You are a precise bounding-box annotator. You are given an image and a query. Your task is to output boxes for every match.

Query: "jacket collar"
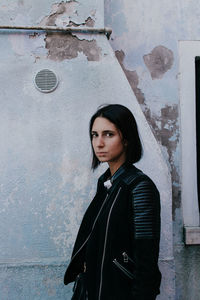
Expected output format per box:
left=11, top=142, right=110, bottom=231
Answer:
left=99, top=162, right=134, bottom=190
left=111, top=163, right=130, bottom=183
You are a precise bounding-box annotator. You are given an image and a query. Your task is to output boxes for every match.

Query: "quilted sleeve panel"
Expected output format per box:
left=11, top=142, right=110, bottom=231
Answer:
left=131, top=178, right=160, bottom=239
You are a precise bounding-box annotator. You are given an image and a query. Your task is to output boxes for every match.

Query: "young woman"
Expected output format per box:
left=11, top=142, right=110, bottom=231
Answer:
left=64, top=104, right=161, bottom=300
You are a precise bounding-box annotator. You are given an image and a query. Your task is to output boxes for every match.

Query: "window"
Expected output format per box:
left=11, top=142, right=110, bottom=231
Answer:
left=179, top=41, right=200, bottom=245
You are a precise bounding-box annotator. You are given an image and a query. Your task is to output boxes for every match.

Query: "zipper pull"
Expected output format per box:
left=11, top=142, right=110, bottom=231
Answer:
left=84, top=262, right=86, bottom=272
left=122, top=252, right=128, bottom=263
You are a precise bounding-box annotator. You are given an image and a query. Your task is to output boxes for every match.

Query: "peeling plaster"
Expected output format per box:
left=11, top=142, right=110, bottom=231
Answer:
left=144, top=104, right=180, bottom=216
left=45, top=32, right=102, bottom=61
left=160, top=106, right=180, bottom=215
left=39, top=1, right=95, bottom=28
left=143, top=46, right=174, bottom=80
left=68, top=16, right=95, bottom=27
left=39, top=0, right=99, bottom=60
left=115, top=49, right=179, bottom=217
left=115, top=50, right=145, bottom=104
left=40, top=0, right=79, bottom=27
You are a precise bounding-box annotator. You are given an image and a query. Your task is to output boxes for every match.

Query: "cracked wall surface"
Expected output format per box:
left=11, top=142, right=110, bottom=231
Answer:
left=2, top=0, right=103, bottom=63
left=39, top=1, right=96, bottom=28
left=38, top=1, right=102, bottom=62
left=45, top=33, right=102, bottom=61
left=0, top=0, right=103, bottom=28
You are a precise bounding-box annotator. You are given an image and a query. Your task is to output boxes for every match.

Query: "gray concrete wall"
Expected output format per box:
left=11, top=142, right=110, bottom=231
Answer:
left=0, top=0, right=174, bottom=299
left=105, top=1, right=200, bottom=300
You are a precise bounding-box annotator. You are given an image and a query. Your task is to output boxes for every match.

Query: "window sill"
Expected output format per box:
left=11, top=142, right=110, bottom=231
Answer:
left=184, top=226, right=200, bottom=245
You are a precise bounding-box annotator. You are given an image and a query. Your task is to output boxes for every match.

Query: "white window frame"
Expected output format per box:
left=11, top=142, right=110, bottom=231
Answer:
left=179, top=41, right=200, bottom=245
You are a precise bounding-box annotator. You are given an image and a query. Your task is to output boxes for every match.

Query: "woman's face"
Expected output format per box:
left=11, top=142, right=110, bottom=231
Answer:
left=91, top=117, right=126, bottom=167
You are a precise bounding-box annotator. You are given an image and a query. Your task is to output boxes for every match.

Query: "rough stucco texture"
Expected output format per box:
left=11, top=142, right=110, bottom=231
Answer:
left=0, top=264, right=73, bottom=299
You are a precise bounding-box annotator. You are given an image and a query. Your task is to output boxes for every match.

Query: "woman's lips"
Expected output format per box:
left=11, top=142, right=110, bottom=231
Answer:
left=96, top=152, right=107, bottom=156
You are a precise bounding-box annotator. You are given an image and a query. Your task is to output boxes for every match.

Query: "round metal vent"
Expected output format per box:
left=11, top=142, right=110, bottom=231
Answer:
left=34, top=69, right=58, bottom=93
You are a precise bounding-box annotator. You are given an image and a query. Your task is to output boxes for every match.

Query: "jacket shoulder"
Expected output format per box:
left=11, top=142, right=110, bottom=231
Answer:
left=122, top=166, right=146, bottom=186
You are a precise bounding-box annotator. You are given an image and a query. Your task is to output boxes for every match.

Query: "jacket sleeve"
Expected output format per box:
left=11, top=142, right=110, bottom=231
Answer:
left=130, top=178, right=162, bottom=300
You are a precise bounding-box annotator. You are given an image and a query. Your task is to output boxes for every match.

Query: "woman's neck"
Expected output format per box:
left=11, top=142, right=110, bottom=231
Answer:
left=108, top=160, right=125, bottom=177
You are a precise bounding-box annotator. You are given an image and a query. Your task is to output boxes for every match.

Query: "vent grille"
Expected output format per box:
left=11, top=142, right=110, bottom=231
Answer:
left=34, top=69, right=58, bottom=93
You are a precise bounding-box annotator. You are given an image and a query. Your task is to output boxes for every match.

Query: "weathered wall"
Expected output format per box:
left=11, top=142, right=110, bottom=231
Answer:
left=105, top=1, right=200, bottom=300
left=0, top=1, right=173, bottom=299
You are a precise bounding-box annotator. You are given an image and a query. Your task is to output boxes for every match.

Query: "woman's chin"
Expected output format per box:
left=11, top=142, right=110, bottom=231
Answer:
left=98, top=158, right=108, bottom=163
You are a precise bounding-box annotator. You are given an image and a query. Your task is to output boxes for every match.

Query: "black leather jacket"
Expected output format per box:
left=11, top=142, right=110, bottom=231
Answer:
left=64, top=163, right=161, bottom=300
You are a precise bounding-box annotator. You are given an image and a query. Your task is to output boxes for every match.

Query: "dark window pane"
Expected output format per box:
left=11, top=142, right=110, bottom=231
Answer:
left=195, top=57, right=200, bottom=212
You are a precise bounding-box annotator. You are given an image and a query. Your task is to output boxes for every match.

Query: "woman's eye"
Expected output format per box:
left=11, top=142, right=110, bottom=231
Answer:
left=91, top=132, right=98, bottom=138
left=106, top=132, right=114, bottom=137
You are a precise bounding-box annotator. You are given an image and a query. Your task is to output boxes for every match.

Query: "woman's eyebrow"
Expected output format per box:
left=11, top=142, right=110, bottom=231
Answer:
left=102, top=130, right=115, bottom=133
left=91, top=129, right=114, bottom=132
left=91, top=130, right=115, bottom=134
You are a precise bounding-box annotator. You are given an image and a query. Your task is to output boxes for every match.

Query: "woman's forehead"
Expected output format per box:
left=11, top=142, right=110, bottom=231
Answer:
left=92, top=117, right=117, bottom=131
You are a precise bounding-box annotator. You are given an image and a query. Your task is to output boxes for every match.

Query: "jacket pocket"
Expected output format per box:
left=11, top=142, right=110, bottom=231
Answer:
left=113, top=252, right=135, bottom=280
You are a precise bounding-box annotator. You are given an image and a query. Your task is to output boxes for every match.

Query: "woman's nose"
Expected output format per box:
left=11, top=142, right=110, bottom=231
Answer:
left=96, top=136, right=104, bottom=147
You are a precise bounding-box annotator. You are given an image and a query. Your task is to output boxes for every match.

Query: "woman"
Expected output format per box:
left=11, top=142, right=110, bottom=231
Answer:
left=64, top=104, right=161, bottom=300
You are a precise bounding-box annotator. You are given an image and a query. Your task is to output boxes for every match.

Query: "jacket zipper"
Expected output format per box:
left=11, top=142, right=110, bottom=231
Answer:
left=122, top=252, right=134, bottom=264
left=113, top=258, right=134, bottom=280
left=98, top=187, right=122, bottom=300
left=68, top=194, right=109, bottom=268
